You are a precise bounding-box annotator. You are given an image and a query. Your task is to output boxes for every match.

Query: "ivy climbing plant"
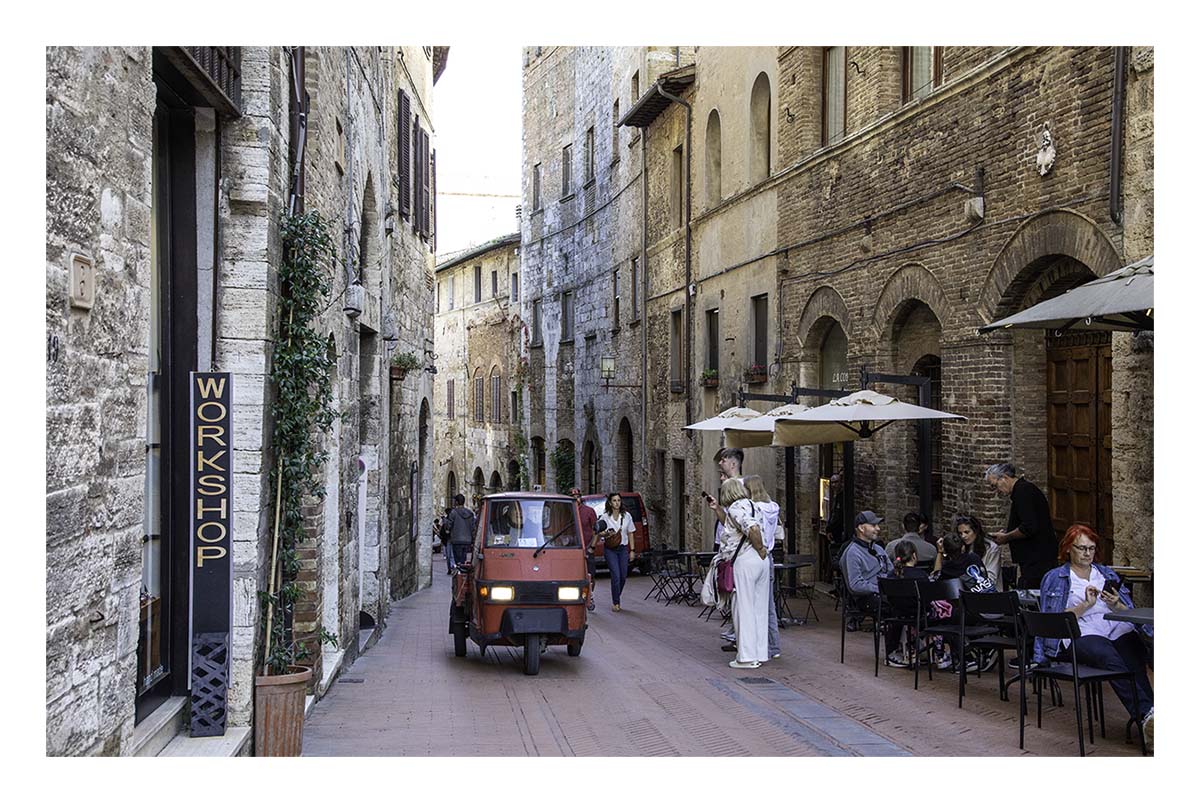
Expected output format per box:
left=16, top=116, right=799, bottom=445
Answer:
left=261, top=211, right=339, bottom=675
left=550, top=441, right=575, bottom=494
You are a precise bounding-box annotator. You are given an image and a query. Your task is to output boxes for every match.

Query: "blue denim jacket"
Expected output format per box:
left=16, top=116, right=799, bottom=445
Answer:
left=1033, top=562, right=1152, bottom=663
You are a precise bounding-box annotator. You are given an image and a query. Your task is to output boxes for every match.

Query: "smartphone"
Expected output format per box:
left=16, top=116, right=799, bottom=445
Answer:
left=1102, top=578, right=1122, bottom=596
left=703, top=491, right=714, bottom=503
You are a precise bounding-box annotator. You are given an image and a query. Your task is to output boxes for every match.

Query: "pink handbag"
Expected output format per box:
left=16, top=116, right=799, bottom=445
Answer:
left=716, top=535, right=748, bottom=593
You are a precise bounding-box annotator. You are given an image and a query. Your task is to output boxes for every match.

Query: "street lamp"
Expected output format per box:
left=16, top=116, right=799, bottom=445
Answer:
left=600, top=355, right=616, bottom=386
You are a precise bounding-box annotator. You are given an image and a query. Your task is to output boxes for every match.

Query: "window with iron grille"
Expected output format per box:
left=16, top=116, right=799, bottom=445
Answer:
left=447, top=379, right=455, bottom=419
left=531, top=299, right=543, bottom=345
left=706, top=308, right=720, bottom=371
left=474, top=374, right=484, bottom=422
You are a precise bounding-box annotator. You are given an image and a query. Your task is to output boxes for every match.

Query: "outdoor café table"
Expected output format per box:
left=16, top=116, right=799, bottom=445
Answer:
left=668, top=552, right=715, bottom=606
left=1104, top=608, right=1153, bottom=627
left=773, top=560, right=811, bottom=625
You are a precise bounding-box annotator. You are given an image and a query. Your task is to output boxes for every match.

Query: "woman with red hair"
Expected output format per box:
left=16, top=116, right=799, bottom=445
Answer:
left=1033, top=524, right=1153, bottom=745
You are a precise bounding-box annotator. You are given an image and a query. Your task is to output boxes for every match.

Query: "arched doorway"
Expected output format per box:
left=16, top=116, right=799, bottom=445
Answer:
left=472, top=467, right=485, bottom=508
left=582, top=439, right=601, bottom=493
left=489, top=470, right=503, bottom=494
left=446, top=471, right=457, bottom=510
left=506, top=459, right=521, bottom=491
left=617, top=418, right=634, bottom=491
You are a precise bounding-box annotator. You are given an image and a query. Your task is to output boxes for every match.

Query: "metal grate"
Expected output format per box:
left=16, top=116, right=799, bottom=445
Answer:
left=738, top=677, right=775, bottom=685
left=187, top=47, right=241, bottom=110
left=190, top=632, right=230, bottom=736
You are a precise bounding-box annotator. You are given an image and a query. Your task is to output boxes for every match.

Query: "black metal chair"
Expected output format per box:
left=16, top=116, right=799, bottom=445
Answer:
left=781, top=553, right=819, bottom=624
left=875, top=578, right=921, bottom=685
left=1019, top=610, right=1147, bottom=756
left=643, top=549, right=676, bottom=601
left=959, top=591, right=1024, bottom=707
left=839, top=577, right=877, bottom=664
left=917, top=579, right=999, bottom=689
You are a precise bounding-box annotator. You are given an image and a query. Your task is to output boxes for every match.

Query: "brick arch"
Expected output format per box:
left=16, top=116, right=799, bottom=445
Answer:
left=796, top=285, right=852, bottom=348
left=870, top=263, right=951, bottom=337
left=978, top=209, right=1121, bottom=321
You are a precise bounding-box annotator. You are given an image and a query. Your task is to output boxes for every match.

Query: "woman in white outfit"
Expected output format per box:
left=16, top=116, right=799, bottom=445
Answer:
left=743, top=476, right=781, bottom=659
left=709, top=477, right=771, bottom=668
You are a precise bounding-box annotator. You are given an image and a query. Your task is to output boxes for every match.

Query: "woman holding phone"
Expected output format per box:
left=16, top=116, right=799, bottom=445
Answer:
left=597, top=493, right=637, bottom=611
left=1033, top=523, right=1154, bottom=744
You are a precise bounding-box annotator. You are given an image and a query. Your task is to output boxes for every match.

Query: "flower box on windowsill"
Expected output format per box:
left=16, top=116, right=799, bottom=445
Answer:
left=744, top=370, right=768, bottom=385
left=701, top=376, right=719, bottom=389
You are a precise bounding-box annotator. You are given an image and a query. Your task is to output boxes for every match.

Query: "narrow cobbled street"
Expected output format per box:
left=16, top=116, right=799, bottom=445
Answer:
left=304, top=571, right=1144, bottom=757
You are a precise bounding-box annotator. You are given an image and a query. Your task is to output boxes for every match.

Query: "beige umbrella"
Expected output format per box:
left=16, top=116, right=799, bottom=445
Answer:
left=773, top=389, right=965, bottom=445
left=723, top=403, right=856, bottom=448
left=681, top=406, right=763, bottom=432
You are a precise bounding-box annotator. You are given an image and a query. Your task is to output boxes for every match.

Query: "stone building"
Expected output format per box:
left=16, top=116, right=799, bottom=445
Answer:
left=46, top=45, right=444, bottom=756
left=433, top=232, right=523, bottom=509
left=521, top=46, right=1152, bottom=577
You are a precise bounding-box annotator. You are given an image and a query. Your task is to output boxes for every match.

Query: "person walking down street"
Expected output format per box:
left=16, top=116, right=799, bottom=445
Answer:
left=571, top=487, right=599, bottom=612
left=445, top=494, right=476, bottom=570
left=743, top=475, right=782, bottom=660
left=1033, top=523, right=1154, bottom=749
left=597, top=493, right=637, bottom=611
left=709, top=478, right=770, bottom=669
left=985, top=463, right=1058, bottom=589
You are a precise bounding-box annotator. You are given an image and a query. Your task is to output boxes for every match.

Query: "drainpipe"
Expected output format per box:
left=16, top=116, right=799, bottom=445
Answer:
left=1109, top=46, right=1127, bottom=226
left=641, top=129, right=649, bottom=489
left=655, top=81, right=693, bottom=426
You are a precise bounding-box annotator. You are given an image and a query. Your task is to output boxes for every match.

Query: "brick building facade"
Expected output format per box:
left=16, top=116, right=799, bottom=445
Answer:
left=45, top=45, right=444, bottom=755
left=520, top=46, right=1152, bottom=578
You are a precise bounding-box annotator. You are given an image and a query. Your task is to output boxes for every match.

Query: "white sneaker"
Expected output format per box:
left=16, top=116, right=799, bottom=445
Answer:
left=771, top=652, right=782, bottom=659
left=729, top=659, right=761, bottom=669
left=1142, top=708, right=1154, bottom=751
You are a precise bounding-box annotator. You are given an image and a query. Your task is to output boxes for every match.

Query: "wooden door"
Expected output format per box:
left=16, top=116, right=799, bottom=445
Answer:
left=1046, top=333, right=1114, bottom=560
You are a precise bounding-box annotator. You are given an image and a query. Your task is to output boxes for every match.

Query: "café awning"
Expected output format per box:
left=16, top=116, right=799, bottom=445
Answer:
left=980, top=255, right=1154, bottom=333
left=775, top=389, right=965, bottom=443
left=682, top=406, right=763, bottom=432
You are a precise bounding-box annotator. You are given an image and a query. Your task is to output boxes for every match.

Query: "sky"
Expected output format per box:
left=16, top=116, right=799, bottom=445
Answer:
left=433, top=45, right=523, bottom=259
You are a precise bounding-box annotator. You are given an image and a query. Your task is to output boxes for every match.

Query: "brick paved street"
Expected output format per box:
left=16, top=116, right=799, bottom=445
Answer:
left=303, top=571, right=1148, bottom=757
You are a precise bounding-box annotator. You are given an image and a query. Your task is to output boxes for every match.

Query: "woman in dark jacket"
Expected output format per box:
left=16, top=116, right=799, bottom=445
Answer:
left=934, top=531, right=996, bottom=594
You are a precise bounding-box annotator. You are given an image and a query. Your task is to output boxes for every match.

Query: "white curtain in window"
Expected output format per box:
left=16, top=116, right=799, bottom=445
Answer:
left=910, top=47, right=933, bottom=100
left=825, top=47, right=845, bottom=143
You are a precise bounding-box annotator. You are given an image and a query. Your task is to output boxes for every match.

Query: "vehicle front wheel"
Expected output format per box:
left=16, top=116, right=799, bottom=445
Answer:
left=523, top=634, right=541, bottom=675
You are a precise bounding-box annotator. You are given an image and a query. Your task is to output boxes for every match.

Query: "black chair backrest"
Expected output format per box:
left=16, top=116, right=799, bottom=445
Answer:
left=962, top=590, right=1020, bottom=618
left=1021, top=610, right=1082, bottom=641
left=878, top=577, right=920, bottom=601
left=919, top=578, right=963, bottom=603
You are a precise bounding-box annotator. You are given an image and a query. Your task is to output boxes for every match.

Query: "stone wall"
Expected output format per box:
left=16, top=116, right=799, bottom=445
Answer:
left=46, top=45, right=156, bottom=757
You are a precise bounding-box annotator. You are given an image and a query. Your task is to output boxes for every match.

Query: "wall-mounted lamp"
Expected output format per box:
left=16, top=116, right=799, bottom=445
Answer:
left=344, top=282, right=364, bottom=318
left=600, top=355, right=616, bottom=385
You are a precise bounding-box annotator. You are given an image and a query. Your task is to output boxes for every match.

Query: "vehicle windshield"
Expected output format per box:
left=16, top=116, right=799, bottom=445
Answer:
left=486, top=499, right=580, bottom=549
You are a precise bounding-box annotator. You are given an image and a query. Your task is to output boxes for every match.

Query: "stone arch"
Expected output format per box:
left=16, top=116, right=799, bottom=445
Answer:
left=471, top=466, right=485, bottom=506
left=979, top=208, right=1120, bottom=322
left=750, top=72, right=771, bottom=183
left=446, top=470, right=457, bottom=508
left=489, top=470, right=503, bottom=493
left=869, top=262, right=950, bottom=339
left=704, top=109, right=722, bottom=207
left=796, top=285, right=852, bottom=351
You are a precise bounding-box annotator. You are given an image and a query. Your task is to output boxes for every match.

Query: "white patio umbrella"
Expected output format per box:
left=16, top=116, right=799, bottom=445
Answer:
left=773, top=389, right=965, bottom=445
left=681, top=406, right=763, bottom=432
left=723, top=403, right=856, bottom=448
left=979, top=255, right=1153, bottom=333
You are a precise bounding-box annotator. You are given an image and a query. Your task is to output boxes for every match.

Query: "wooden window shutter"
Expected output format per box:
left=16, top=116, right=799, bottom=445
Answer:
left=412, top=114, right=422, bottom=234
left=431, top=147, right=437, bottom=249
left=398, top=90, right=411, bottom=218
left=421, top=129, right=432, bottom=240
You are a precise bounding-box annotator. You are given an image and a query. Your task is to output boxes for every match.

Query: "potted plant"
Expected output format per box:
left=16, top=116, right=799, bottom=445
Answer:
left=256, top=211, right=339, bottom=757
left=700, top=368, right=720, bottom=388
left=390, top=351, right=421, bottom=380
left=745, top=363, right=769, bottom=384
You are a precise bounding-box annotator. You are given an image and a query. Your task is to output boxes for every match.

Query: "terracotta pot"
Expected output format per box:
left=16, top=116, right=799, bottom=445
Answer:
left=701, top=377, right=719, bottom=388
left=389, top=365, right=405, bottom=380
left=254, top=665, right=312, bottom=756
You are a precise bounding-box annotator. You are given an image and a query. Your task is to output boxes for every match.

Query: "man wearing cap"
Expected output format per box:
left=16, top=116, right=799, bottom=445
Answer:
left=571, top=488, right=599, bottom=611
left=840, top=510, right=890, bottom=602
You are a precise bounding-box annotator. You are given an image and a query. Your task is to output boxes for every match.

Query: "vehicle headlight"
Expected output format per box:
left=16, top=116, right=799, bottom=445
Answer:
left=490, top=586, right=515, bottom=602
left=557, top=586, right=581, bottom=602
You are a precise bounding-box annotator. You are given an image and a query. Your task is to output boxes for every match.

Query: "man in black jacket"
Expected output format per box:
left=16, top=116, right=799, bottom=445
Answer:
left=445, top=494, right=477, bottom=570
left=986, top=463, right=1058, bottom=589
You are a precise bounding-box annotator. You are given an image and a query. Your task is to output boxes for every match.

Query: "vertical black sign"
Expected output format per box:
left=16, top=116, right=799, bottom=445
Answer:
left=189, top=372, right=232, bottom=736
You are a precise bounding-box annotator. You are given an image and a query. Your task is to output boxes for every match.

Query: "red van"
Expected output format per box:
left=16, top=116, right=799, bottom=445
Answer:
left=581, top=492, right=650, bottom=573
